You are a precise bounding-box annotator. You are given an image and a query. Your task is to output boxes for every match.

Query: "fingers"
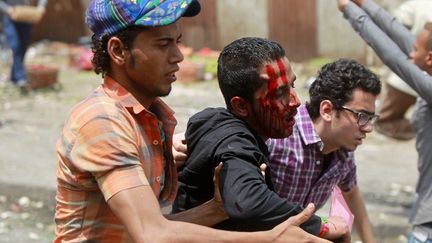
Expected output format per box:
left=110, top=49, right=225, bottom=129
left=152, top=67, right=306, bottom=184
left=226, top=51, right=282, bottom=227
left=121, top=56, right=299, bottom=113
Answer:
left=172, top=132, right=187, bottom=167
left=213, top=162, right=223, bottom=184
left=212, top=162, right=224, bottom=204
left=285, top=203, right=316, bottom=226
left=259, top=163, right=267, bottom=177
left=172, top=132, right=186, bottom=150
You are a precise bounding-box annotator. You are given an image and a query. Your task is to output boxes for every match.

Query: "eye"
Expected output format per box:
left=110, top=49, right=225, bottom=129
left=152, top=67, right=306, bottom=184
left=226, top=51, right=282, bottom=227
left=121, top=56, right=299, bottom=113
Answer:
left=273, top=85, right=290, bottom=98
left=160, top=41, right=170, bottom=47
left=358, top=112, right=370, bottom=125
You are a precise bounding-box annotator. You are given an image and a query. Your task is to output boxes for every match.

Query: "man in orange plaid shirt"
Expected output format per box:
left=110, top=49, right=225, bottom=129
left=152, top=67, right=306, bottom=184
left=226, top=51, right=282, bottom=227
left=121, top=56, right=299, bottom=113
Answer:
left=54, top=0, right=333, bottom=242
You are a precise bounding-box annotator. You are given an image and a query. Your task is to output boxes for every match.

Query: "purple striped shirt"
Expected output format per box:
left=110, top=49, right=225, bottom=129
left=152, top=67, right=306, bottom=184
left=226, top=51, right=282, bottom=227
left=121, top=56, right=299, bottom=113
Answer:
left=267, top=105, right=357, bottom=209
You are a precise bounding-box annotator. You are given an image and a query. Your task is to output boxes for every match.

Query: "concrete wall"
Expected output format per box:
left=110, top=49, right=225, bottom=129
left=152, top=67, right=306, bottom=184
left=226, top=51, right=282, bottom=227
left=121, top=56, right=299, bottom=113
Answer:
left=317, top=0, right=407, bottom=62
left=216, top=0, right=268, bottom=49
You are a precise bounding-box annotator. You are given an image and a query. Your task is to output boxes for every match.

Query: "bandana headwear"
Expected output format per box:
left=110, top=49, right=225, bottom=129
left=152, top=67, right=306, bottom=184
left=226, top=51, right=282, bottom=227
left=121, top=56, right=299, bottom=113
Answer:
left=85, top=0, right=201, bottom=38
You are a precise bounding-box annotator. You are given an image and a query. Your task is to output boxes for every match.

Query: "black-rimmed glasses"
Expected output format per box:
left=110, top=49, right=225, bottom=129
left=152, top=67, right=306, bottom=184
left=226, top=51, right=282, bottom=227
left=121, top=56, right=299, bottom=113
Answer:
left=341, top=106, right=379, bottom=127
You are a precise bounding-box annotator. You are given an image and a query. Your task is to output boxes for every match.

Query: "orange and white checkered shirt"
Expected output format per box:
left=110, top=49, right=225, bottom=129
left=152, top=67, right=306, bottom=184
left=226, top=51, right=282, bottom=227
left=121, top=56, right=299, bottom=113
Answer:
left=54, top=76, right=178, bottom=242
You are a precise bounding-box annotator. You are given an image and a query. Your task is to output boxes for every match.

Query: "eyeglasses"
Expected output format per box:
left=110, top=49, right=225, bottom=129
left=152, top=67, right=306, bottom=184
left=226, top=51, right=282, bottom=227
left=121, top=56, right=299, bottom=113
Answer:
left=340, top=106, right=379, bottom=127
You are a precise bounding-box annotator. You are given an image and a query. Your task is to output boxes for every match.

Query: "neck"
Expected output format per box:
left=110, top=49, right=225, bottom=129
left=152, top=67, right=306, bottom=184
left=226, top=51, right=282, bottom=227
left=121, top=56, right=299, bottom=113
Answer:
left=108, top=71, right=154, bottom=109
left=313, top=118, right=337, bottom=155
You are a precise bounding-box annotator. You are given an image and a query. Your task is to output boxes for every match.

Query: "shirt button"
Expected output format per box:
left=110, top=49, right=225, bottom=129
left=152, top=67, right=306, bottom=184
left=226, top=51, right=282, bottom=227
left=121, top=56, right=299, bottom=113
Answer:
left=316, top=160, right=321, bottom=165
left=156, top=176, right=161, bottom=182
left=153, top=140, right=159, bottom=145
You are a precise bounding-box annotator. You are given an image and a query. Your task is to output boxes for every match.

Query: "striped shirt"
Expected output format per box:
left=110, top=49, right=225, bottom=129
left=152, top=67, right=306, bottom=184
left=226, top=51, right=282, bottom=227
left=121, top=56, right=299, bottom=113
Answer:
left=54, top=76, right=177, bottom=242
left=267, top=105, right=357, bottom=209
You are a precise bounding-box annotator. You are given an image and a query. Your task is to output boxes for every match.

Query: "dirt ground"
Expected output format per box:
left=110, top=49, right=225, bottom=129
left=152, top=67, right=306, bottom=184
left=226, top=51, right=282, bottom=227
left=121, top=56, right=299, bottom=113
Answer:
left=0, top=49, right=419, bottom=242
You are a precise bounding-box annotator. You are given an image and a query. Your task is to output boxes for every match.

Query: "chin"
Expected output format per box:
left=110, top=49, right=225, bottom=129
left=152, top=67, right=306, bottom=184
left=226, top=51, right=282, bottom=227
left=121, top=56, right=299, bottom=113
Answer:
left=159, top=86, right=172, bottom=97
left=268, top=129, right=293, bottom=139
left=341, top=145, right=356, bottom=152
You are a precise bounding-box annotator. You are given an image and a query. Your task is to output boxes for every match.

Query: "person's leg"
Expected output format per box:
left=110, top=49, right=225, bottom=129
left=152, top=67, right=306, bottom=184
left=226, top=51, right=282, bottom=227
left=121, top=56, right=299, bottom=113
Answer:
left=13, top=20, right=32, bottom=86
left=3, top=15, right=19, bottom=83
left=3, top=15, right=32, bottom=86
left=375, top=83, right=416, bottom=140
left=379, top=83, right=416, bottom=121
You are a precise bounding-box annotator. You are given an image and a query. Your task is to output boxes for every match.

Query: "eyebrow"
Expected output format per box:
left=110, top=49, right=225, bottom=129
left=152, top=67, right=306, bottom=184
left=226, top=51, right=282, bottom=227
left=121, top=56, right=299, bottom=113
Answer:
left=157, top=33, right=183, bottom=42
left=357, top=109, right=376, bottom=115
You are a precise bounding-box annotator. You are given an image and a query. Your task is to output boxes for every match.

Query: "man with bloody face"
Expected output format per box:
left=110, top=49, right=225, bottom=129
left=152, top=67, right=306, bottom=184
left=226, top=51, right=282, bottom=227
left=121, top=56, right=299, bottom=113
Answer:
left=173, top=37, right=350, bottom=242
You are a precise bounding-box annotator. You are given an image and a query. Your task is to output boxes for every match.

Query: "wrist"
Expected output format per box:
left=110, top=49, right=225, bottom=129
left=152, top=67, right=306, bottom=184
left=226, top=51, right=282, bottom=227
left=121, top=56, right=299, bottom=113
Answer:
left=319, top=216, right=330, bottom=237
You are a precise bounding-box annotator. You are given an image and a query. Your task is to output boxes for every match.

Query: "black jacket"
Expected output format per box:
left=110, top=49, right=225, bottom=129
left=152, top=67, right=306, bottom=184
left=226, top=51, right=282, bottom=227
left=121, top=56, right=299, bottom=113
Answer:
left=173, top=107, right=321, bottom=234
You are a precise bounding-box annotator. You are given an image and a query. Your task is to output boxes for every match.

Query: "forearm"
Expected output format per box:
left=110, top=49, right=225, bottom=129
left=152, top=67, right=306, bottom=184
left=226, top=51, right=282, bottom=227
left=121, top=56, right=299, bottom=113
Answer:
left=343, top=187, right=375, bottom=243
left=165, top=198, right=228, bottom=226
left=360, top=0, right=415, bottom=53
left=343, top=2, right=432, bottom=102
left=163, top=220, right=272, bottom=243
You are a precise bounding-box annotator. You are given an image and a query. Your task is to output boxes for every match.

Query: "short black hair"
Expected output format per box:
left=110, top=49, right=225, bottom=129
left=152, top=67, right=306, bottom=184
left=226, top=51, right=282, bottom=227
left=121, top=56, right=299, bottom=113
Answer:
left=306, top=58, right=381, bottom=119
left=217, top=37, right=286, bottom=109
left=90, top=26, right=145, bottom=76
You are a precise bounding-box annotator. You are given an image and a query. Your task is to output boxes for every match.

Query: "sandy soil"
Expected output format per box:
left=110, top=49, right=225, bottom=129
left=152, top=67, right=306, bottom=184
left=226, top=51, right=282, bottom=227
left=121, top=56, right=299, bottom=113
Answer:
left=0, top=61, right=418, bottom=242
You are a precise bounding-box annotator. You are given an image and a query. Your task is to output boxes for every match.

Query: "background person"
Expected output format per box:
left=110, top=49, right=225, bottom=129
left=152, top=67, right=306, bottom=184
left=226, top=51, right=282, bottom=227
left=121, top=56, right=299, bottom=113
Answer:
left=1, top=0, right=47, bottom=93
left=375, top=0, right=432, bottom=140
left=338, top=0, right=432, bottom=241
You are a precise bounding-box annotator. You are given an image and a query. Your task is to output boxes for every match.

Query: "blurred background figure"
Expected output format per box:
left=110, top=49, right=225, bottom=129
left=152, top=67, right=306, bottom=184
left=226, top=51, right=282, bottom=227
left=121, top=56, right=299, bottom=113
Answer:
left=0, top=0, right=47, bottom=94
left=375, top=0, right=432, bottom=140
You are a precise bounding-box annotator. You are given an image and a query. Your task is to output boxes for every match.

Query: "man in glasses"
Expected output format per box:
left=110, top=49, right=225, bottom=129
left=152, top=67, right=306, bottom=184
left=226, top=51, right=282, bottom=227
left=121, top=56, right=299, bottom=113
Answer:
left=267, top=58, right=381, bottom=243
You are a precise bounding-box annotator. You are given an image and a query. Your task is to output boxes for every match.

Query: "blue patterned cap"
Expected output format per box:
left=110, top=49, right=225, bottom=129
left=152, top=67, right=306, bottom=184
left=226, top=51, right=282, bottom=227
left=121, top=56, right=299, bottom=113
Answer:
left=86, top=0, right=201, bottom=38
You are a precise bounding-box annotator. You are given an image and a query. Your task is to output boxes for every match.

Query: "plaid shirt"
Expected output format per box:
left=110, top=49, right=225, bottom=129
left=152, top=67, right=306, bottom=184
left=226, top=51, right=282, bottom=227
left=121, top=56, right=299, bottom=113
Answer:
left=54, top=76, right=177, bottom=242
left=267, top=105, right=357, bottom=209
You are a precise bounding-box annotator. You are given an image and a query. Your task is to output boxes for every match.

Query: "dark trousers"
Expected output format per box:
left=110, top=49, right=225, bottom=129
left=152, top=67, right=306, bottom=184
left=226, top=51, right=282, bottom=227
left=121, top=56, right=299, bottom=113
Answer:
left=3, top=15, right=32, bottom=85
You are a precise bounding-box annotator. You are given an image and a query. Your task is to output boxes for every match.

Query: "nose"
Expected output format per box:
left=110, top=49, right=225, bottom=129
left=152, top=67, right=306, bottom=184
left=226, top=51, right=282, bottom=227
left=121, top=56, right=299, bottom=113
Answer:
left=409, top=51, right=414, bottom=60
left=289, top=88, right=301, bottom=108
left=360, top=122, right=374, bottom=133
left=170, top=44, right=184, bottom=64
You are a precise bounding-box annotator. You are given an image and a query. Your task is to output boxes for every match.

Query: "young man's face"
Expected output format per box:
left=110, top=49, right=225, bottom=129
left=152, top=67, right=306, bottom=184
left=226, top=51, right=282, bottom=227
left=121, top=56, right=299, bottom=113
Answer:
left=123, top=22, right=184, bottom=101
left=251, top=57, right=301, bottom=139
left=328, top=89, right=377, bottom=151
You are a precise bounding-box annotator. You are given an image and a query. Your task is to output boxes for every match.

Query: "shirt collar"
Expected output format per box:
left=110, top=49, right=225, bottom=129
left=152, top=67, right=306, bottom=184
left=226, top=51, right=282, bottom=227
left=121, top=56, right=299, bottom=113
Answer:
left=101, top=75, right=175, bottom=117
left=296, top=105, right=324, bottom=150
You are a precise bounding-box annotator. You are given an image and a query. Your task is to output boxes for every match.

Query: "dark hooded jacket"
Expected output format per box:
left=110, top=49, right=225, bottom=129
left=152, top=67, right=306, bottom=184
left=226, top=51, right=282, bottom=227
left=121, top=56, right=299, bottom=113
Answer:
left=173, top=107, right=321, bottom=234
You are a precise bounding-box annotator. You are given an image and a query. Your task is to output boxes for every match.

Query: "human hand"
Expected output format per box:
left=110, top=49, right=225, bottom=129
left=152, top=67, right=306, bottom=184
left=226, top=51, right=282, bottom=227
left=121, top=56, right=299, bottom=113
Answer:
left=6, top=6, right=15, bottom=17
left=212, top=162, right=227, bottom=218
left=351, top=0, right=364, bottom=7
left=322, top=216, right=351, bottom=243
left=337, top=0, right=350, bottom=12
left=172, top=132, right=187, bottom=168
left=260, top=163, right=267, bottom=177
left=271, top=204, right=332, bottom=243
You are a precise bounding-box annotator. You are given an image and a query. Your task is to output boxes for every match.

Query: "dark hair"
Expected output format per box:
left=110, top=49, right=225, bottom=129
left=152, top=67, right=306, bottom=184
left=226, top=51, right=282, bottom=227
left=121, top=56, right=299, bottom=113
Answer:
left=306, top=58, right=381, bottom=120
left=90, top=26, right=146, bottom=76
left=217, top=37, right=286, bottom=110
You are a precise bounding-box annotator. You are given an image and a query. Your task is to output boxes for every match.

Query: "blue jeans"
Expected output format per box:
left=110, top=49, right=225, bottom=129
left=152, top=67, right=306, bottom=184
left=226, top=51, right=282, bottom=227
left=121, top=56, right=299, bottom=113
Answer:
left=3, top=15, right=32, bottom=85
left=408, top=233, right=432, bottom=243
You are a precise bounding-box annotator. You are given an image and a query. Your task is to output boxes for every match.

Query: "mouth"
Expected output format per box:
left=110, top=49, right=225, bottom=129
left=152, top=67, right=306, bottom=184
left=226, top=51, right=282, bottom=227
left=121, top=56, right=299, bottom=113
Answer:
left=356, top=136, right=366, bottom=145
left=284, top=113, right=297, bottom=127
left=167, top=67, right=180, bottom=82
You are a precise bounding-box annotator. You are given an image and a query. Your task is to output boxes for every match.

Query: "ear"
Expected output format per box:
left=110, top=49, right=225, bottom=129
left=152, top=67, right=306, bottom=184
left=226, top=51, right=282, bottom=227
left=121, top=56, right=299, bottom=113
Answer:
left=319, top=100, right=335, bottom=122
left=107, top=37, right=127, bottom=66
left=230, top=96, right=252, bottom=118
left=426, top=50, right=432, bottom=66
